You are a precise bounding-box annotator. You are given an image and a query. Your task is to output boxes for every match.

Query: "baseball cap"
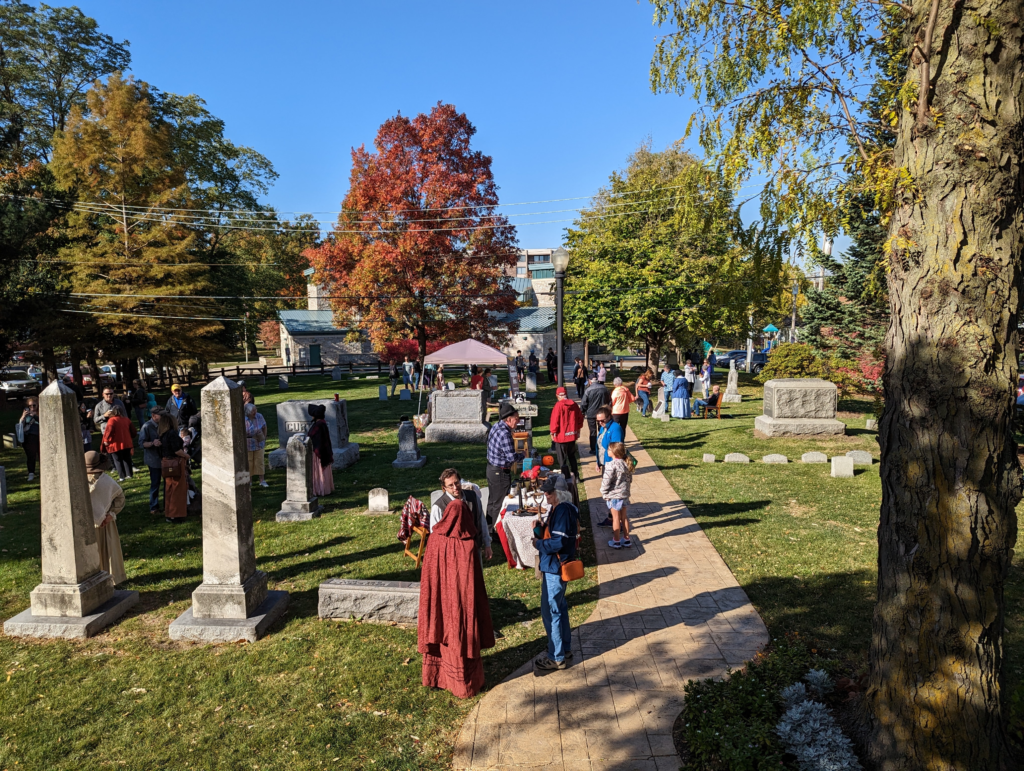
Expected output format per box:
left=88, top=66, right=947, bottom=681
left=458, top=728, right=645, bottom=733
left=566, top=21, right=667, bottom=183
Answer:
left=555, top=387, right=567, bottom=396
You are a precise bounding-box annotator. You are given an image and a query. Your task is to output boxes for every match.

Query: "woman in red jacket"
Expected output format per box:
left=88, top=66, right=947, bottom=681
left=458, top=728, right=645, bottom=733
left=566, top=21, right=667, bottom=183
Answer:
left=549, top=386, right=584, bottom=482
left=101, top=405, right=135, bottom=481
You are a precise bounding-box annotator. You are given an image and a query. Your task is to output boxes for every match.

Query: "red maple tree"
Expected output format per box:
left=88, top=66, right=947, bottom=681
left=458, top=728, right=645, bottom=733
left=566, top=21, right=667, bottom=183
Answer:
left=305, top=102, right=519, bottom=367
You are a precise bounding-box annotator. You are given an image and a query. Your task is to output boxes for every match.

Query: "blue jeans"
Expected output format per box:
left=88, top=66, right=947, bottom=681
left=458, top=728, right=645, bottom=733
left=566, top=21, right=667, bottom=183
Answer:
left=637, top=390, right=650, bottom=415
left=135, top=406, right=148, bottom=429
left=540, top=570, right=570, bottom=662
left=148, top=466, right=163, bottom=511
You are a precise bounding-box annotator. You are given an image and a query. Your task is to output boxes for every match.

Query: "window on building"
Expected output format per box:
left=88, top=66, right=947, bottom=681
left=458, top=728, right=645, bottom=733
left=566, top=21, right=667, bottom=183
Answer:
left=517, top=267, right=527, bottom=276
left=528, top=254, right=551, bottom=264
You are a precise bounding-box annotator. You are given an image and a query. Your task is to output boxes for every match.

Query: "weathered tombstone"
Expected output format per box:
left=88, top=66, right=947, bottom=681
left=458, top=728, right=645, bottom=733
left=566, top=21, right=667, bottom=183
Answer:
left=399, top=389, right=412, bottom=401
left=318, top=578, right=420, bottom=624
left=332, top=366, right=342, bottom=381
left=651, top=387, right=667, bottom=419
left=660, top=413, right=670, bottom=423
left=3, top=381, right=138, bottom=638
left=257, top=376, right=266, bottom=386
left=762, top=454, right=789, bottom=464
left=169, top=377, right=289, bottom=642
left=724, top=453, right=750, bottom=463
left=268, top=399, right=359, bottom=470
left=278, top=375, right=289, bottom=390
left=0, top=466, right=6, bottom=515
left=831, top=456, right=855, bottom=478
left=721, top=360, right=743, bottom=403
left=2, top=433, right=16, bottom=449
left=702, top=454, right=716, bottom=463
left=846, top=450, right=873, bottom=465
left=367, top=488, right=389, bottom=513
left=393, top=420, right=427, bottom=469
left=754, top=379, right=846, bottom=437
left=524, top=371, right=538, bottom=395
left=275, top=433, right=321, bottom=522
left=865, top=418, right=878, bottom=431
left=801, top=452, right=828, bottom=463
left=378, top=385, right=388, bottom=401
left=424, top=390, right=490, bottom=443
left=367, top=375, right=379, bottom=380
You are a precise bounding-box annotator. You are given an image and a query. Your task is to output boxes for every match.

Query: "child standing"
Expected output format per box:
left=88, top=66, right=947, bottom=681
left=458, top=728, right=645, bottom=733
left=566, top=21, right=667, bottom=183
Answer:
left=600, top=442, right=633, bottom=549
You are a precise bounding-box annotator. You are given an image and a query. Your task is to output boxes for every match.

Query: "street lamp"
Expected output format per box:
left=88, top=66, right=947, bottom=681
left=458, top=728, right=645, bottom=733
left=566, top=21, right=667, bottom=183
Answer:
left=551, top=247, right=570, bottom=388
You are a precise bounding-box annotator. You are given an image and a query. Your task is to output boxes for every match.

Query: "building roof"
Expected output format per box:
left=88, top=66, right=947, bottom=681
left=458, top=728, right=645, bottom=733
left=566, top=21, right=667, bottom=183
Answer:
left=510, top=277, right=535, bottom=300
left=501, top=305, right=556, bottom=332
left=279, top=310, right=344, bottom=335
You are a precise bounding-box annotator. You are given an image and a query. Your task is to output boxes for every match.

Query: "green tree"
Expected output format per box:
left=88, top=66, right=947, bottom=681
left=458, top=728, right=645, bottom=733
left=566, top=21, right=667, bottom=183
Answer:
left=650, top=1, right=1021, bottom=766
left=563, top=142, right=785, bottom=367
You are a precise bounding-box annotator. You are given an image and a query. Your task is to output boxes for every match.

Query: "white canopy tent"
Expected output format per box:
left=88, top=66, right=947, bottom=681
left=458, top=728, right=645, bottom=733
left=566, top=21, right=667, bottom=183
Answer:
left=423, top=339, right=508, bottom=366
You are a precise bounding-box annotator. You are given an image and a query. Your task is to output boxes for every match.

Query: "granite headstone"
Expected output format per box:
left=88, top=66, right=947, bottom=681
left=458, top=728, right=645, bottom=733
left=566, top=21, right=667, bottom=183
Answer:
left=268, top=399, right=359, bottom=470
left=393, top=420, right=427, bottom=469
left=754, top=378, right=845, bottom=437
left=275, top=433, right=321, bottom=522
left=368, top=488, right=389, bottom=513
left=423, top=390, right=490, bottom=443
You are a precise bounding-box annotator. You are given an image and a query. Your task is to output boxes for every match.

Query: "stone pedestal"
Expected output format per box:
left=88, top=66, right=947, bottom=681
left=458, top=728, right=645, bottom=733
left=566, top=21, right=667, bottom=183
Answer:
left=753, top=378, right=846, bottom=437
left=275, top=433, right=321, bottom=522
left=721, top=361, right=742, bottom=403
left=3, top=381, right=138, bottom=639
left=393, top=420, right=427, bottom=469
left=170, top=377, right=288, bottom=641
left=424, top=390, right=489, bottom=443
left=318, top=578, right=420, bottom=624
left=268, top=399, right=359, bottom=470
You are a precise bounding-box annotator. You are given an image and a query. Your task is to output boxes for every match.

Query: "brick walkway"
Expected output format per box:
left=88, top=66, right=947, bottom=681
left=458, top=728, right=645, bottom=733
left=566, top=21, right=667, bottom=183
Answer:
left=453, top=424, right=770, bottom=770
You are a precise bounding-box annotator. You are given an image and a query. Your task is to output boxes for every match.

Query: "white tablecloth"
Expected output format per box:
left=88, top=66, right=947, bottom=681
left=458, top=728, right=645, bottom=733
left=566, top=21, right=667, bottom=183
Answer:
left=496, top=493, right=549, bottom=569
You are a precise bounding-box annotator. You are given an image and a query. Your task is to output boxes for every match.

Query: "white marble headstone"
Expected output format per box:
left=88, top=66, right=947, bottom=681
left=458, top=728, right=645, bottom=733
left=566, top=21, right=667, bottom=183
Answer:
left=368, top=488, right=389, bottom=512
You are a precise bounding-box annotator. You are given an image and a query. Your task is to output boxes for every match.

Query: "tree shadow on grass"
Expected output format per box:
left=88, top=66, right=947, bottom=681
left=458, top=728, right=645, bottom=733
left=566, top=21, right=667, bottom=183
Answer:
left=688, top=500, right=771, bottom=519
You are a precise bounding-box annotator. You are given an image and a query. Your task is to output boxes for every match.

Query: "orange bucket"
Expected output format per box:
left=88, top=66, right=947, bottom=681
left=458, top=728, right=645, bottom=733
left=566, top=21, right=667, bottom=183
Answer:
left=542, top=455, right=555, bottom=467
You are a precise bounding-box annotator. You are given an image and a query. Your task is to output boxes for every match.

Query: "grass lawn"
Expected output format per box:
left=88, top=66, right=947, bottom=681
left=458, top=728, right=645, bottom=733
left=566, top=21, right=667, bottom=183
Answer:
left=0, top=375, right=597, bottom=770
left=628, top=372, right=1024, bottom=694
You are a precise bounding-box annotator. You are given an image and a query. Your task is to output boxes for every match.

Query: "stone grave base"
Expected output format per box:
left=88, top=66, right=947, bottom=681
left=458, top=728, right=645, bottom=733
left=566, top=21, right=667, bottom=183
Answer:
left=422, top=423, right=489, bottom=443
left=4, top=590, right=138, bottom=639
left=721, top=393, right=743, bottom=403
left=318, top=578, right=419, bottom=624
left=168, top=591, right=289, bottom=643
left=754, top=415, right=845, bottom=437
left=276, top=501, right=322, bottom=522
left=269, top=442, right=359, bottom=470
left=392, top=455, right=427, bottom=469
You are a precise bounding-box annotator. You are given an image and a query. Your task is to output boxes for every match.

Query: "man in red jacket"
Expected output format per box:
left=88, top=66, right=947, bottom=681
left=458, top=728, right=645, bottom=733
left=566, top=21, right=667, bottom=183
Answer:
left=549, top=386, right=584, bottom=482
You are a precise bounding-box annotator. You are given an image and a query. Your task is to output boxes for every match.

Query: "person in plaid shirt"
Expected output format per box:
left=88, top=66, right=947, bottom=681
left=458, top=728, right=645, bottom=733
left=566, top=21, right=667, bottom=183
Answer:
left=485, top=402, right=523, bottom=527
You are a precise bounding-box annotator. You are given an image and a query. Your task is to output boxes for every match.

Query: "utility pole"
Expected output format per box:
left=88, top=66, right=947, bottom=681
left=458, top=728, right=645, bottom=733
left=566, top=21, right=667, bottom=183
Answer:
left=745, top=313, right=753, bottom=373
left=791, top=281, right=798, bottom=343
left=244, top=312, right=249, bottom=363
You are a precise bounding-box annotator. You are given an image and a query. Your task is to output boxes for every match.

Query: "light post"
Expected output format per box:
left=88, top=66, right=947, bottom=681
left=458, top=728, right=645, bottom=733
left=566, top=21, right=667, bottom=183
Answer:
left=551, top=247, right=570, bottom=388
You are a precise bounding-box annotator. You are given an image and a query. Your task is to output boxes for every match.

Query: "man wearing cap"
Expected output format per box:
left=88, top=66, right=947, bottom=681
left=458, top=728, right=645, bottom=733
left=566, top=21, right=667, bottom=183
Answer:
left=485, top=402, right=524, bottom=528
left=579, top=373, right=609, bottom=456
left=550, top=386, right=583, bottom=482
left=533, top=475, right=579, bottom=670
left=165, top=384, right=198, bottom=426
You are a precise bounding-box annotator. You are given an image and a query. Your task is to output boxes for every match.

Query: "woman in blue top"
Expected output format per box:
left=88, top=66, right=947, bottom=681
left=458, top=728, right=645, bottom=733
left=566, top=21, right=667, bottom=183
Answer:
left=671, top=370, right=691, bottom=418
left=597, top=407, right=624, bottom=465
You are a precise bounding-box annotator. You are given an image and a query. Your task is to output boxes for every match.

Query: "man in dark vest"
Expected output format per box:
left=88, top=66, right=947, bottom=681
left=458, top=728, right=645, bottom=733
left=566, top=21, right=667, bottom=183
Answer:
left=430, top=467, right=492, bottom=562
left=580, top=373, right=610, bottom=455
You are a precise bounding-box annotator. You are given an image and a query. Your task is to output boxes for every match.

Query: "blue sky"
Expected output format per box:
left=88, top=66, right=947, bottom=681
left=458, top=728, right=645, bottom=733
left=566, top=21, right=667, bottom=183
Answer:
left=73, top=0, right=721, bottom=249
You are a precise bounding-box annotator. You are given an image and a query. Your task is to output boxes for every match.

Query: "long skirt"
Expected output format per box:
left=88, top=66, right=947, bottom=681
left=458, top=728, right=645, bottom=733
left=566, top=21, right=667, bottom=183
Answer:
left=672, top=396, right=690, bottom=419
left=165, top=471, right=189, bottom=519
left=421, top=645, right=485, bottom=699
left=312, top=460, right=334, bottom=497
left=96, top=520, right=127, bottom=585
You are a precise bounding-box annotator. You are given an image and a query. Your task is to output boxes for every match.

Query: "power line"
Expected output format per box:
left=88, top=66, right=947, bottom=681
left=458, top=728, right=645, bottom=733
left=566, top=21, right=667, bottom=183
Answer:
left=59, top=307, right=241, bottom=321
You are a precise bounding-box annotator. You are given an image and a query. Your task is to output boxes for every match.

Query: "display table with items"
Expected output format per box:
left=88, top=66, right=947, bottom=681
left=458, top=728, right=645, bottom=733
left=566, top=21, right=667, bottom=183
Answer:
left=493, top=463, right=580, bottom=570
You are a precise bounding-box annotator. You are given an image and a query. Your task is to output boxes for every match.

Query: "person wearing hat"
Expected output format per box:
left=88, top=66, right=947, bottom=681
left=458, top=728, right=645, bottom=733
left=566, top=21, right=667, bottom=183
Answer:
left=84, top=451, right=127, bottom=585
left=308, top=404, right=334, bottom=497
left=579, top=373, right=609, bottom=456
left=485, top=402, right=524, bottom=529
left=550, top=386, right=583, bottom=482
left=533, top=474, right=579, bottom=671
left=165, top=384, right=198, bottom=426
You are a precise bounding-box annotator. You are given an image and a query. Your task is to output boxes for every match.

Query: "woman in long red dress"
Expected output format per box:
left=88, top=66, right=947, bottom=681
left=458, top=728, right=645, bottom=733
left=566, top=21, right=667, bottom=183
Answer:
left=307, top=404, right=334, bottom=496
left=418, top=498, right=495, bottom=698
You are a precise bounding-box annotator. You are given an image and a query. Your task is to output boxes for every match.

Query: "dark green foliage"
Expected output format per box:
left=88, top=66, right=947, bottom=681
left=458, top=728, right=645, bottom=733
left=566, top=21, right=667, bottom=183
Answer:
left=755, top=343, right=825, bottom=383
left=680, top=635, right=826, bottom=770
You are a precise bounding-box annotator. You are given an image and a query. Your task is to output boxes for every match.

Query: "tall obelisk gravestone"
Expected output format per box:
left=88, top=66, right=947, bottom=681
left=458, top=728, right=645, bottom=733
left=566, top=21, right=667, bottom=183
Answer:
left=4, top=381, right=138, bottom=638
left=169, top=376, right=288, bottom=642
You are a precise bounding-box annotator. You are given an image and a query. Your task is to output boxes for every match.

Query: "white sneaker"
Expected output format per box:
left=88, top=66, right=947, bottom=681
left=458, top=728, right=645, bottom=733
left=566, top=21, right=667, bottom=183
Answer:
left=27, top=472, right=35, bottom=481
left=259, top=480, right=269, bottom=488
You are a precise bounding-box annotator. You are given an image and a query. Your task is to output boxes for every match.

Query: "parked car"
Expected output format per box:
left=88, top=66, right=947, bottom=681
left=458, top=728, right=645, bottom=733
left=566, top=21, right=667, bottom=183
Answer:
left=23, top=365, right=44, bottom=382
left=715, top=350, right=748, bottom=369
left=1, top=370, right=41, bottom=399
left=734, top=352, right=769, bottom=375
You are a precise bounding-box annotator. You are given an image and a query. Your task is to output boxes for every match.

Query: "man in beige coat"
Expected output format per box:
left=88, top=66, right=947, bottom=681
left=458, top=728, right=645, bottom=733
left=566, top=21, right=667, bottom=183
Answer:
left=85, top=451, right=127, bottom=585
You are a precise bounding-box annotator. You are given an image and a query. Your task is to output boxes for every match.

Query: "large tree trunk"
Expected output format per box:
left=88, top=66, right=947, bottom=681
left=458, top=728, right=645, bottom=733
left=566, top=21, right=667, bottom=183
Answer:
left=866, top=2, right=1023, bottom=768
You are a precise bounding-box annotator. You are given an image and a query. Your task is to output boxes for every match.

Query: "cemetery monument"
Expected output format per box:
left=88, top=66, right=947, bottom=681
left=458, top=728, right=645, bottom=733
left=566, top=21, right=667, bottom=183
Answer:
left=393, top=420, right=427, bottom=469
left=424, top=389, right=490, bottom=443
left=754, top=378, right=846, bottom=437
left=275, top=433, right=322, bottom=522
left=269, top=398, right=359, bottom=470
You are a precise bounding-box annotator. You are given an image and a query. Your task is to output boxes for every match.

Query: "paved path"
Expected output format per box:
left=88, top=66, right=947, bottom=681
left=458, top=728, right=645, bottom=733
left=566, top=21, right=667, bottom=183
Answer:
left=453, top=424, right=770, bottom=770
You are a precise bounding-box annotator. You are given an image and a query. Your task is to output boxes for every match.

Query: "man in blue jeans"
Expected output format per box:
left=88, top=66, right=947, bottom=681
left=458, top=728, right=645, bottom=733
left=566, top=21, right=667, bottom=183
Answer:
left=534, top=475, right=580, bottom=670
left=137, top=407, right=164, bottom=515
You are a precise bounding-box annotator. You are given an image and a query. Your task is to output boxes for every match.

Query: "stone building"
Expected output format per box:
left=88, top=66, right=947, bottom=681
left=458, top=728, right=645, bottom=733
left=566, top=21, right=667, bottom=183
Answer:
left=277, top=268, right=373, bottom=366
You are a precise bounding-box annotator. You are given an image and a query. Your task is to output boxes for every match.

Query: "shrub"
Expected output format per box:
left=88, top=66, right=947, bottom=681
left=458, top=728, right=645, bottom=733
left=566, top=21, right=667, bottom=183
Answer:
left=679, top=635, right=824, bottom=770
left=775, top=699, right=862, bottom=771
left=756, top=344, right=826, bottom=383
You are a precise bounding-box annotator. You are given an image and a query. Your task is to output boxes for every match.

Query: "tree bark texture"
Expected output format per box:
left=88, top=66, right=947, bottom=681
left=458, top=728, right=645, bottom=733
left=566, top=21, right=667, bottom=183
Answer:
left=868, top=2, right=1024, bottom=768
